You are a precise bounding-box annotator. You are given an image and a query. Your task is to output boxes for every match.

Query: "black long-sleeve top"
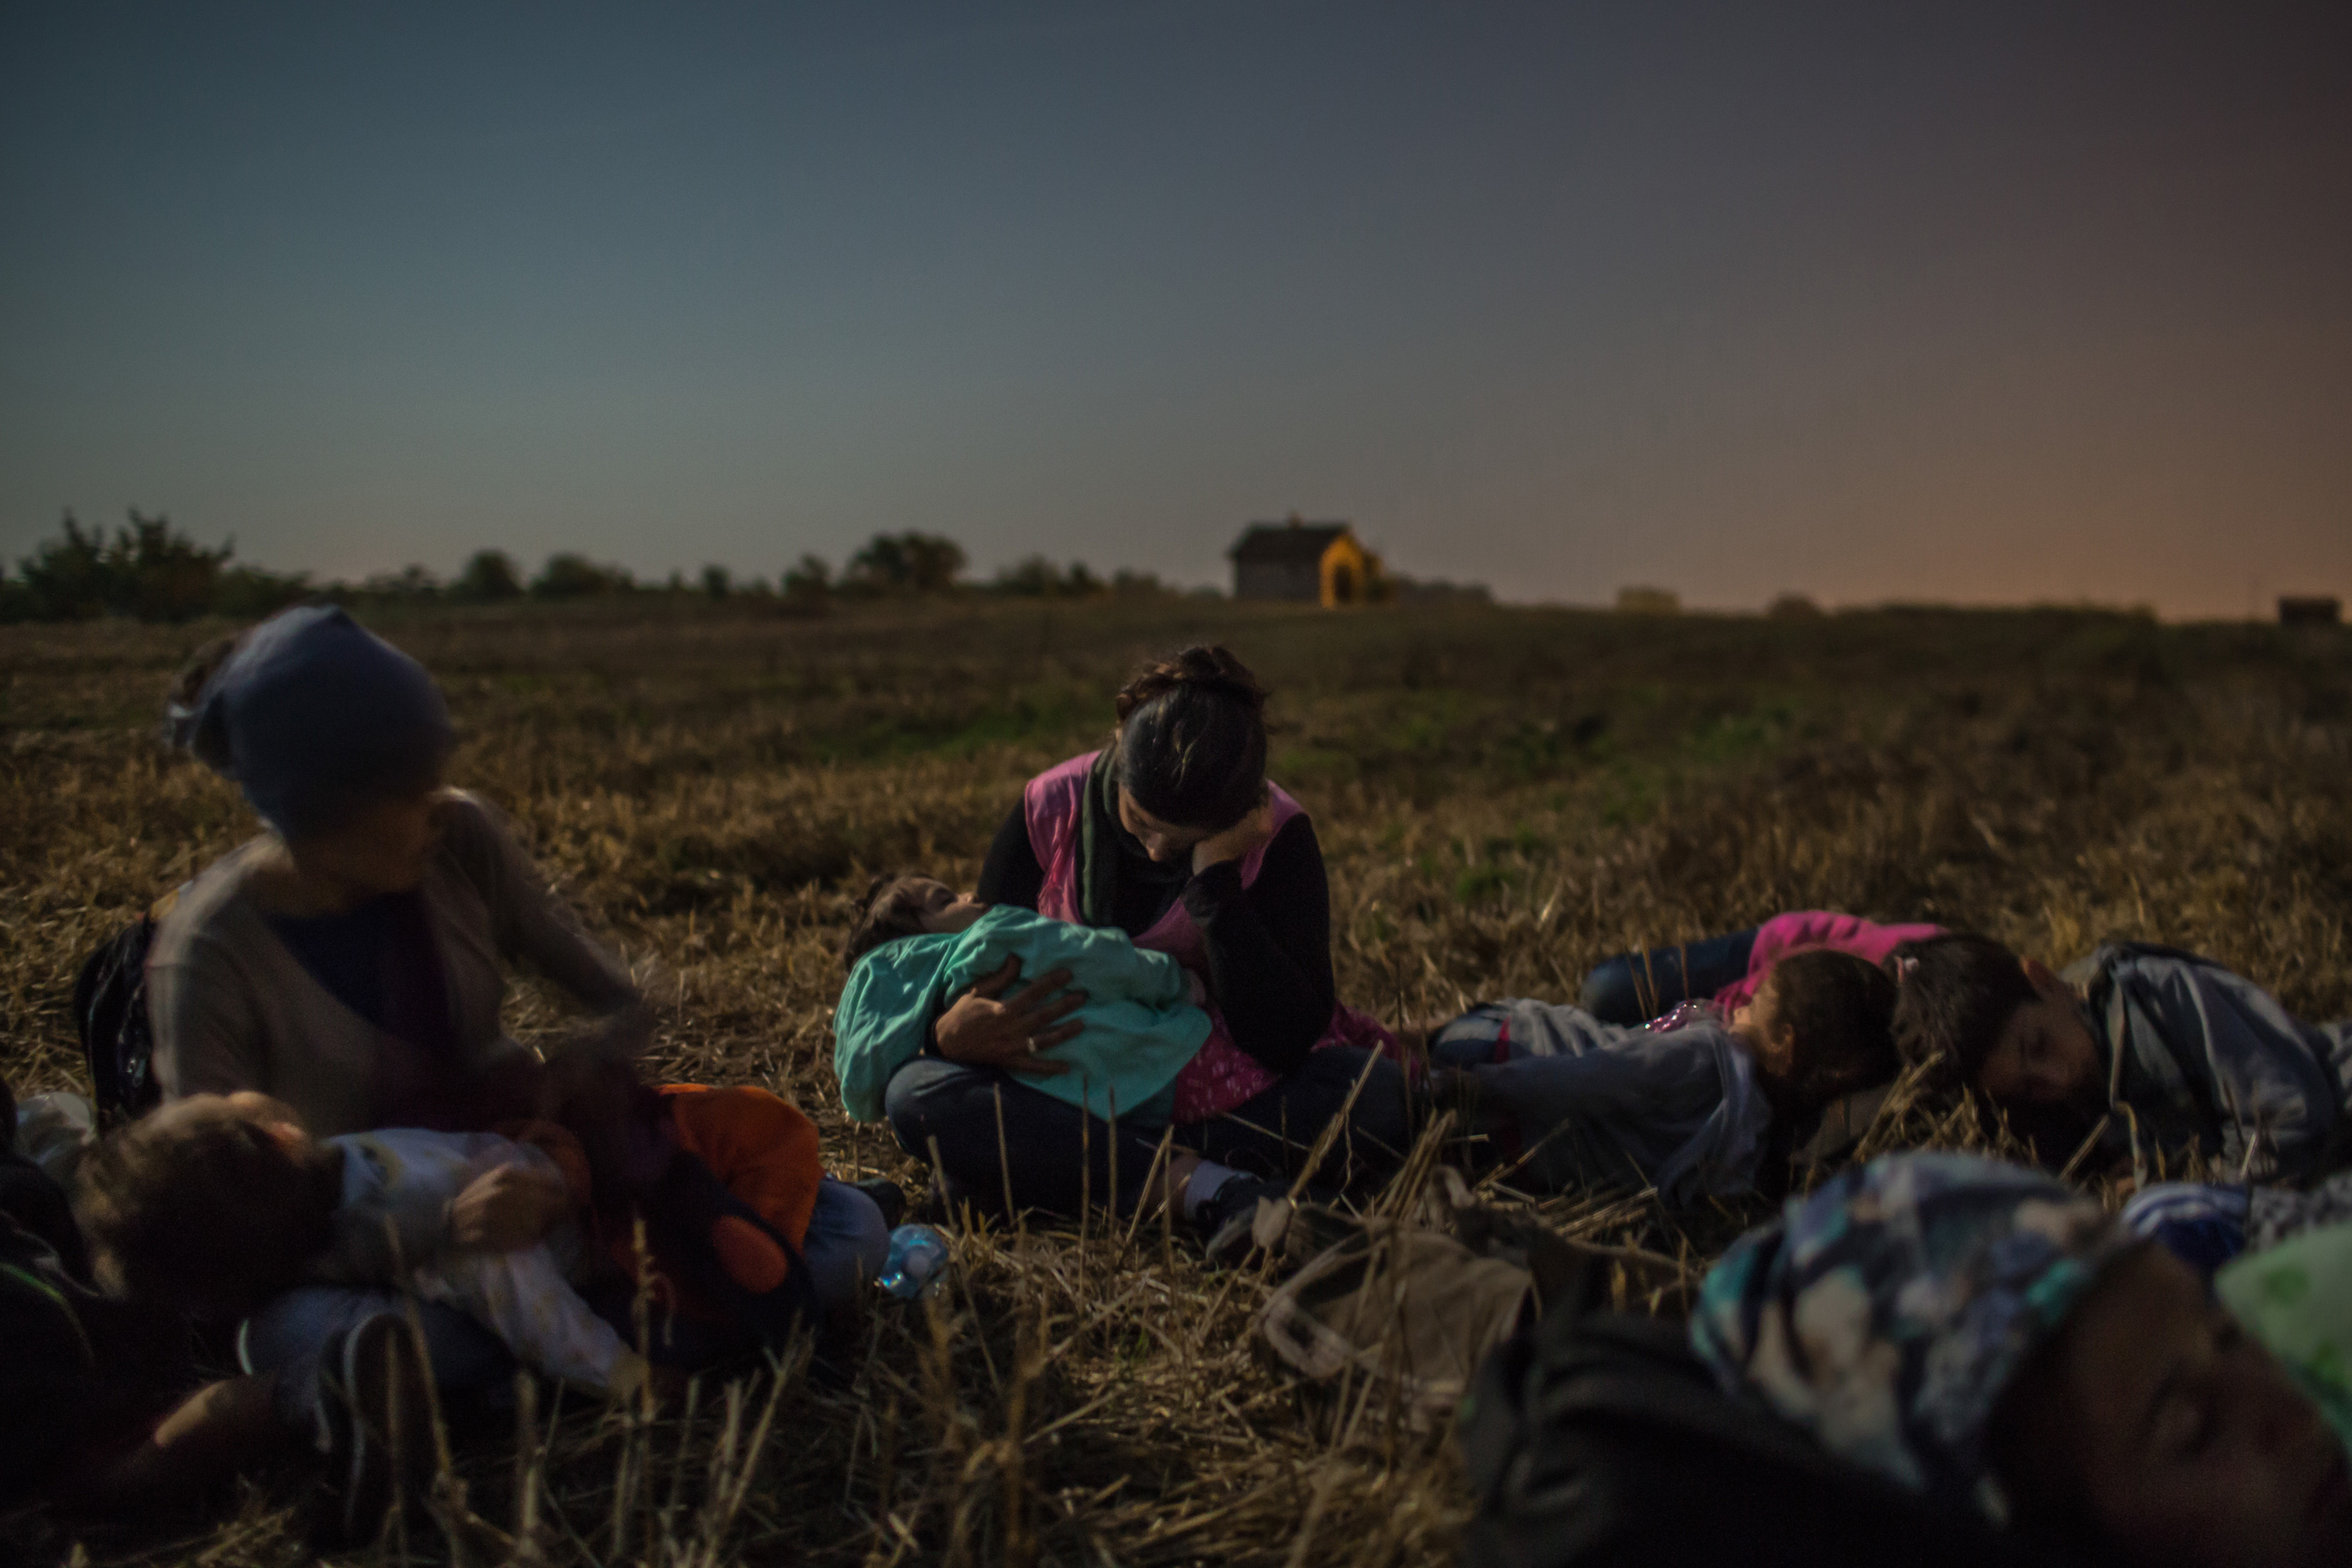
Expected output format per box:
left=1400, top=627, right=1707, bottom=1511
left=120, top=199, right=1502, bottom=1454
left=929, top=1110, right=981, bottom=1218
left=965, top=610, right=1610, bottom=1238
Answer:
left=974, top=802, right=1339, bottom=1074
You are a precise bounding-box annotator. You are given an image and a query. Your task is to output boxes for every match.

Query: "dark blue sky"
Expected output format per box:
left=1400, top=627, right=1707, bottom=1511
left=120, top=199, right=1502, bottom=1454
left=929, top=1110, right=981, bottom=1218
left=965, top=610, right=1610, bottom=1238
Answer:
left=4, top=2, right=2346, bottom=612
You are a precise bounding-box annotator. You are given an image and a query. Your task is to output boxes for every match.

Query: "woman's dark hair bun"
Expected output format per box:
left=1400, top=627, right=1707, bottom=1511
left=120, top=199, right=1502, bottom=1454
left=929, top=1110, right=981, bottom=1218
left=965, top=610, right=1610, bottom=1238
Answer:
left=1113, top=644, right=1267, bottom=724
left=1113, top=645, right=1269, bottom=831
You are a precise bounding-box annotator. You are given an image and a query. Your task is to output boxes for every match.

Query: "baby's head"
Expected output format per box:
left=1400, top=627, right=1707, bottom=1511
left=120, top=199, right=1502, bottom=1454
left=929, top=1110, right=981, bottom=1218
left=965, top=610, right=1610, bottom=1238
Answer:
left=77, top=1092, right=340, bottom=1317
left=1887, top=933, right=2105, bottom=1132
left=840, top=874, right=990, bottom=968
left=1733, top=948, right=1900, bottom=1116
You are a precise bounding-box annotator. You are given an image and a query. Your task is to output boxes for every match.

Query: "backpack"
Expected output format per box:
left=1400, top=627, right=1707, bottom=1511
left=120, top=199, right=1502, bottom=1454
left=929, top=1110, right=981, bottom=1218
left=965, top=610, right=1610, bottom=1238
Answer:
left=1252, top=1174, right=1603, bottom=1430
left=0, top=1168, right=187, bottom=1510
left=72, top=913, right=164, bottom=1121
left=1457, top=1304, right=2093, bottom=1568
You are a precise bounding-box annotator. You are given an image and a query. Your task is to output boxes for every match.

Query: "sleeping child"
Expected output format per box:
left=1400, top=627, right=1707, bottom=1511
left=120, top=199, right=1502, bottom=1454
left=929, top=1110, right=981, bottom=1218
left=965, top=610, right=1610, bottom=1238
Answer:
left=1579, top=910, right=1943, bottom=1025
left=1887, top=931, right=2352, bottom=1181
left=76, top=1092, right=668, bottom=1398
left=832, top=874, right=1215, bottom=1128
left=1426, top=948, right=1900, bottom=1204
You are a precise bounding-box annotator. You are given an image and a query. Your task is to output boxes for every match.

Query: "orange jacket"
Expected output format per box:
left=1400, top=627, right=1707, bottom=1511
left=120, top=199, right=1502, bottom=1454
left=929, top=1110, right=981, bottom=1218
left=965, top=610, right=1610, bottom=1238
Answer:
left=602, top=1083, right=827, bottom=1316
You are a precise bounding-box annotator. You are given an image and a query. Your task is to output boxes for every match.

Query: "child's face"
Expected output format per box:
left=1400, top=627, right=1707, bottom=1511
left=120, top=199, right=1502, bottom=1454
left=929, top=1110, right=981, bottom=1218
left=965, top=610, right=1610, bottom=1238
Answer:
left=1977, top=959, right=2103, bottom=1110
left=1993, top=1244, right=2352, bottom=1568
left=1728, top=980, right=1793, bottom=1077
left=904, top=878, right=988, bottom=936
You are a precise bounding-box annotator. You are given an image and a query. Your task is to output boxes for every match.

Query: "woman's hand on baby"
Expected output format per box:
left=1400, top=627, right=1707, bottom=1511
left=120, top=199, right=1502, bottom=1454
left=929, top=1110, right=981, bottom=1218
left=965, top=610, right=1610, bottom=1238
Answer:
left=445, top=1162, right=570, bottom=1251
left=932, top=956, right=1082, bottom=1075
left=1190, top=795, right=1277, bottom=876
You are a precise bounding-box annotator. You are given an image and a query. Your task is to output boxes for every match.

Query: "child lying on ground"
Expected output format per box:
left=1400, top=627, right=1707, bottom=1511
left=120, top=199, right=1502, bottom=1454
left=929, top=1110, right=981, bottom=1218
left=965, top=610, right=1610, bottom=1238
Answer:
left=76, top=1092, right=659, bottom=1399
left=1696, top=1151, right=2352, bottom=1568
left=833, top=874, right=1214, bottom=1126
left=1579, top=910, right=1943, bottom=1025
left=1425, top=948, right=1899, bottom=1204
left=1888, top=932, right=2352, bottom=1180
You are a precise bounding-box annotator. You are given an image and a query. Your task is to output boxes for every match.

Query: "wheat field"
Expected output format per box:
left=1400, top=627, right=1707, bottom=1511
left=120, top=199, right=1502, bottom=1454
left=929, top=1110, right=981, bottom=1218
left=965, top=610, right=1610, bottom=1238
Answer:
left=3, top=596, right=2348, bottom=1566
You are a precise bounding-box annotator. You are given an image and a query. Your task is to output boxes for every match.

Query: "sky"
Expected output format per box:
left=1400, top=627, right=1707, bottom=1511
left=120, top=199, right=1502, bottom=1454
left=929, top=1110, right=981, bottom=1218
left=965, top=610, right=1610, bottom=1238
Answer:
left=3, top=2, right=2347, bottom=615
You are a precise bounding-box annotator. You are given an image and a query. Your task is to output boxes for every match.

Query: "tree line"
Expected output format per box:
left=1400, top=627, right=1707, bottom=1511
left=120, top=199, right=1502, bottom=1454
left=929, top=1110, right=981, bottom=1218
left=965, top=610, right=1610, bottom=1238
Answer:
left=0, top=511, right=1183, bottom=624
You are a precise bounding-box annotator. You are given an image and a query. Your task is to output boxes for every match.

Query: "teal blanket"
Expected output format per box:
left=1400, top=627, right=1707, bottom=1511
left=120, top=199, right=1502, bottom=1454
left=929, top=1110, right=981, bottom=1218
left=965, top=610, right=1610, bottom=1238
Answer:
left=832, top=906, right=1211, bottom=1124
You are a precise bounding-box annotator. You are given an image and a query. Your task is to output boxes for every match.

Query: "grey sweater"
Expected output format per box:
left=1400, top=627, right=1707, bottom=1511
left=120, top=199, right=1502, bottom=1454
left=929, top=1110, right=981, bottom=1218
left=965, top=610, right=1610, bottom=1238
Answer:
left=149, top=790, right=640, bottom=1136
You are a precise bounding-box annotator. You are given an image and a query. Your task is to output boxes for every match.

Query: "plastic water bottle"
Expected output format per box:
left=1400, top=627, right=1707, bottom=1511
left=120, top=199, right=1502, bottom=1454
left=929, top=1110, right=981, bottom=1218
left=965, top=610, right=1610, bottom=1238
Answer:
left=876, top=1224, right=950, bottom=1299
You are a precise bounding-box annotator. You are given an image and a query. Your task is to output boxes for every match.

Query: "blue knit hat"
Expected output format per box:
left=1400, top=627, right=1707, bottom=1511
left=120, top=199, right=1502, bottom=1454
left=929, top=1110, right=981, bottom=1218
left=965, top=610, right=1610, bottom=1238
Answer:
left=166, top=606, right=454, bottom=837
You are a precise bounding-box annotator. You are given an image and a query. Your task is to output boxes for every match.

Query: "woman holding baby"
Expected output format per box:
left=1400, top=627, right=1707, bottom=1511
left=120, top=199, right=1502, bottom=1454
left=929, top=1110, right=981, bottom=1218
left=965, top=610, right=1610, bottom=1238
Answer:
left=874, top=646, right=1411, bottom=1246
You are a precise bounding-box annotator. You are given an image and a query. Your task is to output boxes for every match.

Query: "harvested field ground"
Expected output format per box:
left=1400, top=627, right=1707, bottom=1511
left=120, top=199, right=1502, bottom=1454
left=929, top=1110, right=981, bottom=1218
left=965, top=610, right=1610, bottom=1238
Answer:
left=4, top=596, right=2349, bottom=1566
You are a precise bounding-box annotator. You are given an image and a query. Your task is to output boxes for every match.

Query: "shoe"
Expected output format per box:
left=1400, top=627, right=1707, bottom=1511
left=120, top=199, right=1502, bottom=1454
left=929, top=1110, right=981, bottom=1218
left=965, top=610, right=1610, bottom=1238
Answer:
left=852, top=1177, right=906, bottom=1230
left=1196, top=1172, right=1297, bottom=1268
left=312, top=1314, right=436, bottom=1551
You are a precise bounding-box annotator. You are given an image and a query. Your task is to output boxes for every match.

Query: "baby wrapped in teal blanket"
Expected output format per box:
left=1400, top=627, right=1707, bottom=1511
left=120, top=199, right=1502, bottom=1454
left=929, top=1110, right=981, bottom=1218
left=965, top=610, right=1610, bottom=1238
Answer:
left=831, top=878, right=1210, bottom=1125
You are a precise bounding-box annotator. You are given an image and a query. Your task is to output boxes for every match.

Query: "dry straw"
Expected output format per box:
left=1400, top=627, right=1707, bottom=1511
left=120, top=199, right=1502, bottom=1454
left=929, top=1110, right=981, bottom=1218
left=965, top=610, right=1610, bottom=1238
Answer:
left=3, top=597, right=2345, bottom=1564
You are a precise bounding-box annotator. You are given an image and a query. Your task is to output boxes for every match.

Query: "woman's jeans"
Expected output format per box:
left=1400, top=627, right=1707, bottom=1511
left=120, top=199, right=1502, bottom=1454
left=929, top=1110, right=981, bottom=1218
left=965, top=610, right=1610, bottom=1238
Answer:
left=883, top=1046, right=1411, bottom=1219
left=240, top=1178, right=895, bottom=1413
left=1578, top=926, right=1759, bottom=1025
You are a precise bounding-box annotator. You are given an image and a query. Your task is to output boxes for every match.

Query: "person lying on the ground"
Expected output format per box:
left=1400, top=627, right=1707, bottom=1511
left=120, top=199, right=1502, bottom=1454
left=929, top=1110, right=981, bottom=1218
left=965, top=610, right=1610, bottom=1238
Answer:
left=1578, top=910, right=1943, bottom=1025
left=879, top=647, right=1410, bottom=1230
left=150, top=604, right=644, bottom=1139
left=1887, top=931, right=2352, bottom=1180
left=1425, top=947, right=1899, bottom=1203
left=833, top=873, right=1364, bottom=1247
left=76, top=1092, right=664, bottom=1401
left=1695, top=1150, right=2352, bottom=1568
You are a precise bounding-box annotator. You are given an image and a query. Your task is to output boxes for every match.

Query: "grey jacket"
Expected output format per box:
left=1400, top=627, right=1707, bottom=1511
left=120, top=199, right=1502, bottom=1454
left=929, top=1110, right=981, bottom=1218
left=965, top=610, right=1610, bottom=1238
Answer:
left=150, top=791, right=640, bottom=1137
left=2067, top=942, right=2352, bottom=1183
left=1443, top=1001, right=1772, bottom=1204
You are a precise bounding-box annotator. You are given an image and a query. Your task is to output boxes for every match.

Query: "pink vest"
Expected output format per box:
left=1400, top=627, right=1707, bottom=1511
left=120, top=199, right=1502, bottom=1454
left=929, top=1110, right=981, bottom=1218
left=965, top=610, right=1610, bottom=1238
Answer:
left=1023, top=750, right=1394, bottom=1122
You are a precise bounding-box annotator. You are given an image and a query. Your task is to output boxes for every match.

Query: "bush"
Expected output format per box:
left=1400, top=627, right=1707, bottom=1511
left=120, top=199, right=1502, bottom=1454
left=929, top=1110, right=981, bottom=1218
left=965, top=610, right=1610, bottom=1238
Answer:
left=701, top=564, right=732, bottom=600
left=782, top=553, right=832, bottom=608
left=531, top=553, right=634, bottom=600
left=992, top=556, right=1110, bottom=598
left=1767, top=592, right=1824, bottom=620
left=452, top=550, right=524, bottom=603
left=845, top=532, right=965, bottom=595
left=10, top=509, right=248, bottom=622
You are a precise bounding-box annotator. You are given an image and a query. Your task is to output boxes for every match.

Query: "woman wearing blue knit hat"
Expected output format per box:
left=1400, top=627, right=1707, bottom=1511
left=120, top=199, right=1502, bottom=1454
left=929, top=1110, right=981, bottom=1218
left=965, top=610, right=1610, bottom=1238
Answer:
left=149, top=605, right=644, bottom=1137
left=1694, top=1151, right=2352, bottom=1567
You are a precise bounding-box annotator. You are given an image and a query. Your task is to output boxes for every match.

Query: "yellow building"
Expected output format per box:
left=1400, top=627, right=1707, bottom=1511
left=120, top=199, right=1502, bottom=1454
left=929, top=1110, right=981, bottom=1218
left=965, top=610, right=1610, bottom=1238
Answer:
left=1228, top=518, right=1383, bottom=607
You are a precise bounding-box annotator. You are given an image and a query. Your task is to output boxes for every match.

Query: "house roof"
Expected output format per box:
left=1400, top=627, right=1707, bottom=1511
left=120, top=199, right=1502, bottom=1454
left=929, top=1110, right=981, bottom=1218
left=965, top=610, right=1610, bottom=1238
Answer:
left=1228, top=522, right=1353, bottom=564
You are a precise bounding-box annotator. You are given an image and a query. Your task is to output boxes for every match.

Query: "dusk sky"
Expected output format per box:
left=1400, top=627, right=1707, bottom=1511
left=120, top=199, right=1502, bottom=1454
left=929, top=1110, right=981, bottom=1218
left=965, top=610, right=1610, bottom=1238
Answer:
left=3, top=3, right=2346, bottom=615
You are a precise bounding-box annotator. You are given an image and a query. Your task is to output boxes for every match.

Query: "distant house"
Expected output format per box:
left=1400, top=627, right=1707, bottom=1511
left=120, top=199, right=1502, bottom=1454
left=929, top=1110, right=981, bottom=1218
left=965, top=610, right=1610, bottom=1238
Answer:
left=1228, top=518, right=1380, bottom=606
left=2279, top=595, right=2342, bottom=627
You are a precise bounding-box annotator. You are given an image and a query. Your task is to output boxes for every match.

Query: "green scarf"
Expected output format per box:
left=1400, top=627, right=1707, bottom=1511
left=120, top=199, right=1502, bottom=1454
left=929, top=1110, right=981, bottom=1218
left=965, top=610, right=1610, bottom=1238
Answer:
left=1077, top=744, right=1186, bottom=930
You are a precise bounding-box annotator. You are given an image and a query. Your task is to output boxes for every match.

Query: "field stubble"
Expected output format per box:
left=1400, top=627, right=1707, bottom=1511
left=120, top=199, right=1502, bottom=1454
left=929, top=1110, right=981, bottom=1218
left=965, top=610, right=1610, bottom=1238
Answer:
left=3, top=596, right=2348, bottom=1566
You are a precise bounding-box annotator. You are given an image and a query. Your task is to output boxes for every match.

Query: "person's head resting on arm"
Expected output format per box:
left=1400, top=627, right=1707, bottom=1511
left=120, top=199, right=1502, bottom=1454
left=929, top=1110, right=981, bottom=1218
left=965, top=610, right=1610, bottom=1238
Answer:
left=1110, top=646, right=1273, bottom=871
left=168, top=605, right=456, bottom=908
left=1727, top=947, right=1902, bottom=1121
left=76, top=1092, right=342, bottom=1320
left=840, top=874, right=991, bottom=969
left=1887, top=932, right=2108, bottom=1151
left=1694, top=1150, right=2352, bottom=1568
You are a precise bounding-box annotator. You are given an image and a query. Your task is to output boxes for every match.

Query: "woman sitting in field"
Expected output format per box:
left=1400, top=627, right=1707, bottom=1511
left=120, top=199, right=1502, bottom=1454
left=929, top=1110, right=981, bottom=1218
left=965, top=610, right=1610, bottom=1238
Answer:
left=143, top=606, right=888, bottom=1519
left=150, top=605, right=645, bottom=1135
left=1887, top=931, right=2352, bottom=1181
left=1578, top=910, right=1943, bottom=1025
left=1696, top=1151, right=2352, bottom=1567
left=1425, top=947, right=1899, bottom=1203
left=878, top=647, right=1410, bottom=1228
